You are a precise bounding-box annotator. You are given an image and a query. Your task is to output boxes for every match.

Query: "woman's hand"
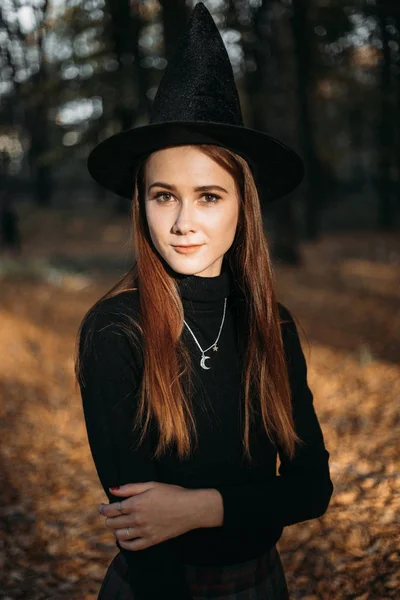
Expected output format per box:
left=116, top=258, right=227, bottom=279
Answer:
left=98, top=481, right=199, bottom=551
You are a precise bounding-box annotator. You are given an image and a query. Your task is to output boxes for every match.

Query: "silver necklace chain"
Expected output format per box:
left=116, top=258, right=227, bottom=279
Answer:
left=183, top=297, right=227, bottom=370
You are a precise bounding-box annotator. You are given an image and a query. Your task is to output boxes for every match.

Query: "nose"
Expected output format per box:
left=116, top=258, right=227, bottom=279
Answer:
left=172, top=200, right=198, bottom=233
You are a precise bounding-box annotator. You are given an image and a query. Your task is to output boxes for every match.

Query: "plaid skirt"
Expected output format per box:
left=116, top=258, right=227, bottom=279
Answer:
left=97, top=545, right=290, bottom=599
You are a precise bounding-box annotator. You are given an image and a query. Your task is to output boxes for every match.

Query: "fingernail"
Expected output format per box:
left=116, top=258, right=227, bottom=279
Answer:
left=98, top=504, right=103, bottom=514
left=110, top=486, right=120, bottom=491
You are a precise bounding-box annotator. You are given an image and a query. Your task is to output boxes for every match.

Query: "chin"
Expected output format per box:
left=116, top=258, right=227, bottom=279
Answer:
left=170, top=262, right=201, bottom=275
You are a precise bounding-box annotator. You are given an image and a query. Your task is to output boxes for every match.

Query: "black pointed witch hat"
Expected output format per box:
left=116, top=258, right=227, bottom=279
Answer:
left=87, top=2, right=304, bottom=203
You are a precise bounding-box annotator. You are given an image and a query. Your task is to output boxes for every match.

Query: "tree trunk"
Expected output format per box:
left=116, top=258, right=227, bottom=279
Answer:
left=291, top=0, right=320, bottom=240
left=159, top=0, right=189, bottom=59
left=376, top=4, right=395, bottom=229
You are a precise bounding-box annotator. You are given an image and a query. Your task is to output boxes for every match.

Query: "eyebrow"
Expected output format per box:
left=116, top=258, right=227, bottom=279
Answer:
left=148, top=182, right=228, bottom=194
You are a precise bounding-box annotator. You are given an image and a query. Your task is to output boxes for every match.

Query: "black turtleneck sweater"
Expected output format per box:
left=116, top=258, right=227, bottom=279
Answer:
left=78, top=260, right=333, bottom=600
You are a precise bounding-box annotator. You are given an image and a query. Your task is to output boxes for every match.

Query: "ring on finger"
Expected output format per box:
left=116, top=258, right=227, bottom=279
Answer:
left=126, top=527, right=131, bottom=538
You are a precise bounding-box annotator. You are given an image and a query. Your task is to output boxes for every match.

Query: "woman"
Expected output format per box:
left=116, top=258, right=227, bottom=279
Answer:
left=76, top=4, right=333, bottom=599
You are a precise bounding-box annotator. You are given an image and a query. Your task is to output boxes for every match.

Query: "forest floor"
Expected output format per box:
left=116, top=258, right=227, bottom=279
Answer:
left=0, top=205, right=399, bottom=599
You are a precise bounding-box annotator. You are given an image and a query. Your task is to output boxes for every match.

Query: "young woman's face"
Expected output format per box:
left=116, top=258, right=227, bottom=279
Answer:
left=144, top=145, right=240, bottom=277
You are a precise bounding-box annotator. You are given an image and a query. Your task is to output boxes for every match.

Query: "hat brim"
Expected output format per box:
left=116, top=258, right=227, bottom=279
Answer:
left=87, top=121, right=304, bottom=202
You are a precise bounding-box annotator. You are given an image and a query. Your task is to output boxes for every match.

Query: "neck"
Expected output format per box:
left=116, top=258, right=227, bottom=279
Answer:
left=175, top=259, right=235, bottom=314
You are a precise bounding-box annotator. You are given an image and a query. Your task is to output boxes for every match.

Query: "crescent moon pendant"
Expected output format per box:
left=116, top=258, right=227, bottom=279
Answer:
left=200, top=355, right=211, bottom=370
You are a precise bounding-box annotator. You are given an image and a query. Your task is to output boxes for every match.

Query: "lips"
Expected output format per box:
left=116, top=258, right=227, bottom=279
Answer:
left=172, top=244, right=203, bottom=248
left=173, top=244, right=203, bottom=254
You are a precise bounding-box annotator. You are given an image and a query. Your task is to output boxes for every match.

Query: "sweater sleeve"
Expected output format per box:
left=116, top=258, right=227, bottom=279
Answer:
left=78, top=308, right=193, bottom=600
left=213, top=303, right=334, bottom=532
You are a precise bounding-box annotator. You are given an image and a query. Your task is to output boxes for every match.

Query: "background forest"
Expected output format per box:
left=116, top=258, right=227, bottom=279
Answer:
left=1, top=0, right=399, bottom=243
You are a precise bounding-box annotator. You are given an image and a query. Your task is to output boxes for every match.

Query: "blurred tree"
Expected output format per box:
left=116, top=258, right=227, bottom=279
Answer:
left=292, top=0, right=321, bottom=241
left=159, top=0, right=189, bottom=59
left=105, top=0, right=152, bottom=131
left=375, top=1, right=397, bottom=229
left=27, top=0, right=53, bottom=206
left=0, top=187, right=21, bottom=256
left=105, top=0, right=136, bottom=132
left=0, top=0, right=53, bottom=205
left=228, top=1, right=269, bottom=136
left=104, top=0, right=152, bottom=212
left=230, top=0, right=302, bottom=265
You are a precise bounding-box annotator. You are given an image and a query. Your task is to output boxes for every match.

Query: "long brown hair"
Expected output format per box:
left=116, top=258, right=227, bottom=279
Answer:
left=75, top=144, right=304, bottom=464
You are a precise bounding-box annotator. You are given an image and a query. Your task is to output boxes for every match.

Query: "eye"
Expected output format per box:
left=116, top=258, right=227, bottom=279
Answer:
left=202, top=193, right=220, bottom=203
left=154, top=192, right=173, bottom=202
